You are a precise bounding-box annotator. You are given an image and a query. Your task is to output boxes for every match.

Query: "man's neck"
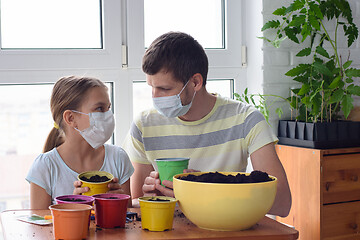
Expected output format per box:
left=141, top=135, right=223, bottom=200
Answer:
left=179, top=89, right=217, bottom=122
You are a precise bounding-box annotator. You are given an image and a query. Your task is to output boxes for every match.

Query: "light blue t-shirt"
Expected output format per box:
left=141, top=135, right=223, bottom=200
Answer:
left=26, top=144, right=134, bottom=204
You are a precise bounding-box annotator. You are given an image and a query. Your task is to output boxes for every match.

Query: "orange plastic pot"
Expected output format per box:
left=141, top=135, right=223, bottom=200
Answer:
left=93, top=193, right=130, bottom=228
left=49, top=203, right=92, bottom=240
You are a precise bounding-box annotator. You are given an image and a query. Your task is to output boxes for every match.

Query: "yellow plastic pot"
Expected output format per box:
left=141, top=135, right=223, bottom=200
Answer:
left=173, top=172, right=277, bottom=231
left=78, top=171, right=114, bottom=196
left=138, top=196, right=178, bottom=231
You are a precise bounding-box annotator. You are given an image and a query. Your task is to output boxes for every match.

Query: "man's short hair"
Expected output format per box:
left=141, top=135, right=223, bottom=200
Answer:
left=142, top=32, right=208, bottom=86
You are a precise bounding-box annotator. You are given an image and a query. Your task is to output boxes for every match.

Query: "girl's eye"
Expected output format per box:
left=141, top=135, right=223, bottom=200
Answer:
left=95, top=105, right=110, bottom=112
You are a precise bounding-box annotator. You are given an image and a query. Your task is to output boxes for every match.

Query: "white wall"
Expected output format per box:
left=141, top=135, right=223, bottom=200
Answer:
left=261, top=0, right=360, bottom=127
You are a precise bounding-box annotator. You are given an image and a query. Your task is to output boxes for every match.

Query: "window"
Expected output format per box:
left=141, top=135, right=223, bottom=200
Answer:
left=1, top=0, right=102, bottom=49
left=127, top=0, right=243, bottom=68
left=0, top=84, right=53, bottom=210
left=144, top=0, right=224, bottom=49
left=0, top=0, right=122, bottom=71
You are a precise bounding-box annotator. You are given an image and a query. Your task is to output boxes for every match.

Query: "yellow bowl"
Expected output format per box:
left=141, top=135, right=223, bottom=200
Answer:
left=173, top=172, right=277, bottom=231
left=78, top=171, right=114, bottom=196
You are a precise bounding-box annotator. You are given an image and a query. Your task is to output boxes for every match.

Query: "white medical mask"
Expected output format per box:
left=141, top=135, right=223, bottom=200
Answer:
left=72, top=109, right=115, bottom=149
left=153, top=80, right=196, bottom=118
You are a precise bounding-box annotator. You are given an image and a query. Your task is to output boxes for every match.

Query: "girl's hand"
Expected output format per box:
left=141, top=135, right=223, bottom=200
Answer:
left=107, top=177, right=126, bottom=194
left=73, top=180, right=90, bottom=195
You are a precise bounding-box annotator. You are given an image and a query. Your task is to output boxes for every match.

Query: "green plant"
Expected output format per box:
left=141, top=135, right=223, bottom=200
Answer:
left=260, top=0, right=360, bottom=122
left=234, top=88, right=289, bottom=124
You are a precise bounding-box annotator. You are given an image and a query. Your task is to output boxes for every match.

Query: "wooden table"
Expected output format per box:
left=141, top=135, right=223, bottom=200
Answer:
left=1, top=208, right=298, bottom=239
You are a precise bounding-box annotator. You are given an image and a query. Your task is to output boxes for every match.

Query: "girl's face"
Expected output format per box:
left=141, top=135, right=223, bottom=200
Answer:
left=75, top=86, right=111, bottom=131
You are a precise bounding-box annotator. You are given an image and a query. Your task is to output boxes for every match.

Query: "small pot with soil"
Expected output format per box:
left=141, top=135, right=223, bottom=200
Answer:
left=49, top=203, right=92, bottom=240
left=92, top=193, right=130, bottom=228
left=77, top=171, right=114, bottom=196
left=55, top=194, right=95, bottom=206
left=138, top=196, right=178, bottom=232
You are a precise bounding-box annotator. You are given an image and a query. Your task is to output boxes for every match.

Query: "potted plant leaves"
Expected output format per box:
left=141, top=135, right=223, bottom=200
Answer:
left=239, top=0, right=360, bottom=149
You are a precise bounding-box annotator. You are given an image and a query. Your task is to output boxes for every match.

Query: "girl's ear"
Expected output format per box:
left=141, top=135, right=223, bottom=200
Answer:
left=192, top=73, right=203, bottom=92
left=63, top=110, right=76, bottom=128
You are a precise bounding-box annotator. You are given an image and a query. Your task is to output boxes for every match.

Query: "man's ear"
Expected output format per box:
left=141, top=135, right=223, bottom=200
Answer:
left=63, top=110, right=76, bottom=128
left=192, top=73, right=203, bottom=91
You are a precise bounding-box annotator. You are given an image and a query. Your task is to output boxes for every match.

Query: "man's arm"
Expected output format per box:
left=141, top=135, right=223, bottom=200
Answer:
left=250, top=142, right=292, bottom=217
left=130, top=162, right=155, bottom=206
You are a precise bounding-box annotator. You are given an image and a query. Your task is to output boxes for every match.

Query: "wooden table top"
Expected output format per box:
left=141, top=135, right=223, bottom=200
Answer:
left=1, top=208, right=298, bottom=240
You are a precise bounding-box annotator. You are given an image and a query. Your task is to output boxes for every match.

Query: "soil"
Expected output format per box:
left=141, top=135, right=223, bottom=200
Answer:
left=147, top=198, right=170, bottom=202
left=178, top=170, right=273, bottom=183
left=80, top=174, right=110, bottom=182
left=61, top=198, right=86, bottom=202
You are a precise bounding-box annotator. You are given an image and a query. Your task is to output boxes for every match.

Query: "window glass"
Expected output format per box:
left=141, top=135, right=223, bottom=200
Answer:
left=133, top=79, right=233, bottom=118
left=144, top=0, right=224, bottom=49
left=0, top=84, right=52, bottom=211
left=0, top=0, right=102, bottom=49
left=0, top=82, right=112, bottom=211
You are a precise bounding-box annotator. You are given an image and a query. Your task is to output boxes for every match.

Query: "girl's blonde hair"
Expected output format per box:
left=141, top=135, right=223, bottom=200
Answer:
left=43, top=76, right=107, bottom=153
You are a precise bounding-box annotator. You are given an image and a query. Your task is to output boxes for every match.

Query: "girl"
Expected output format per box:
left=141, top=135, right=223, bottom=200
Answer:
left=26, top=76, right=134, bottom=209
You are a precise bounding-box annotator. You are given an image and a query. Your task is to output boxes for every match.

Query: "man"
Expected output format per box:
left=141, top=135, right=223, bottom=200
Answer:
left=123, top=32, right=291, bottom=217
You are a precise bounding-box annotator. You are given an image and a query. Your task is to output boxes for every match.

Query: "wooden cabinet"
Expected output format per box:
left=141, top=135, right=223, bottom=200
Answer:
left=275, top=145, right=360, bottom=240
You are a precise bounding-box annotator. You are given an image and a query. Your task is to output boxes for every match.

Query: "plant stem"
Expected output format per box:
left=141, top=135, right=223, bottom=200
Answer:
left=319, top=20, right=340, bottom=68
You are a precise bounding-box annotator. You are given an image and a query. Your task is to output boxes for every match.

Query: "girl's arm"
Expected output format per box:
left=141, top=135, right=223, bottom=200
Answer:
left=30, top=182, right=52, bottom=209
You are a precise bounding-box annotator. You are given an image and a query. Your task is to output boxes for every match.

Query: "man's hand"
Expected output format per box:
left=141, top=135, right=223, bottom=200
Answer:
left=155, top=180, right=175, bottom=197
left=142, top=171, right=162, bottom=196
left=142, top=169, right=199, bottom=197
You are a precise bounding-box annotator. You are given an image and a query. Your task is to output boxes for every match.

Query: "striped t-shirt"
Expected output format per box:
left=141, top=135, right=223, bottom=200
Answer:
left=122, top=95, right=278, bottom=172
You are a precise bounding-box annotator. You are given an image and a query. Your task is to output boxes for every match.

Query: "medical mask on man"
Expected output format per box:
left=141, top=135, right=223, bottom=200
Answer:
left=72, top=109, right=115, bottom=149
left=153, top=80, right=196, bottom=118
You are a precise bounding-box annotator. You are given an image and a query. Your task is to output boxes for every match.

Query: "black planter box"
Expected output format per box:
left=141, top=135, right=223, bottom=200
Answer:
left=277, top=120, right=360, bottom=149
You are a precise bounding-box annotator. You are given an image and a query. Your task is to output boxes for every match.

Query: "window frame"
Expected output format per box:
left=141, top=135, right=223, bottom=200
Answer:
left=0, top=0, right=123, bottom=76
left=127, top=0, right=243, bottom=69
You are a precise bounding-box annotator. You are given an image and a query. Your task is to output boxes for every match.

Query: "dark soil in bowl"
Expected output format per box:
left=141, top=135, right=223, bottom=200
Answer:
left=61, top=198, right=86, bottom=202
left=147, top=198, right=170, bottom=202
left=178, top=170, right=273, bottom=183
left=80, top=174, right=110, bottom=182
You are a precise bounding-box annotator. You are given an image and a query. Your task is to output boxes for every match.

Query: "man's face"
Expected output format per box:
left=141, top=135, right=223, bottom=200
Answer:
left=146, top=70, right=186, bottom=98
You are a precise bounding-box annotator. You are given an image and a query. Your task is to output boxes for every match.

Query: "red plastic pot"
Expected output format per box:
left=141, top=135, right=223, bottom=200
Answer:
left=93, top=193, right=130, bottom=228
